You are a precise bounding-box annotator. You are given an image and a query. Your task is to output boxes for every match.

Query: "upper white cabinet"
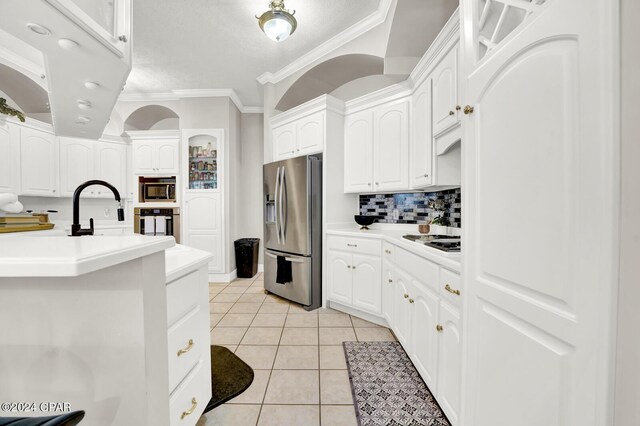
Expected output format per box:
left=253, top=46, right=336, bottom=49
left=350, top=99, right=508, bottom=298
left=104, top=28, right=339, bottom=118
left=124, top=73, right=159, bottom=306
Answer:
left=270, top=95, right=344, bottom=162
left=130, top=132, right=180, bottom=175
left=20, top=126, right=58, bottom=197
left=432, top=45, right=459, bottom=136
left=344, top=110, right=374, bottom=192
left=95, top=142, right=127, bottom=198
left=344, top=98, right=410, bottom=193
left=0, top=121, right=21, bottom=194
left=411, top=78, right=433, bottom=188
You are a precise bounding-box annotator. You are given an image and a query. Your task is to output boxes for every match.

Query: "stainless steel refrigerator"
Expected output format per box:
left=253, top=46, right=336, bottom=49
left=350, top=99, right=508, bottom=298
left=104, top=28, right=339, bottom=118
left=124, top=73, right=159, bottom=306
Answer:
left=263, top=154, right=322, bottom=310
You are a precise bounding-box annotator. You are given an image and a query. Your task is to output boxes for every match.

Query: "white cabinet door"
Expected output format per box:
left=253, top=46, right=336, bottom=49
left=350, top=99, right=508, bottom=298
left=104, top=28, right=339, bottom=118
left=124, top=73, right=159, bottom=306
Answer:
left=373, top=100, right=409, bottom=191
left=59, top=138, right=95, bottom=197
left=132, top=142, right=155, bottom=174
left=297, top=112, right=324, bottom=155
left=392, top=268, right=412, bottom=348
left=327, top=250, right=353, bottom=305
left=381, top=260, right=394, bottom=326
left=156, top=140, right=179, bottom=174
left=20, top=127, right=58, bottom=196
left=462, top=0, right=614, bottom=424
left=95, top=142, right=126, bottom=198
left=410, top=280, right=440, bottom=391
left=352, top=253, right=382, bottom=315
left=273, top=123, right=297, bottom=161
left=437, top=301, right=462, bottom=425
left=432, top=46, right=458, bottom=136
left=344, top=110, right=374, bottom=193
left=0, top=122, right=20, bottom=193
left=183, top=194, right=222, bottom=272
left=411, top=78, right=433, bottom=188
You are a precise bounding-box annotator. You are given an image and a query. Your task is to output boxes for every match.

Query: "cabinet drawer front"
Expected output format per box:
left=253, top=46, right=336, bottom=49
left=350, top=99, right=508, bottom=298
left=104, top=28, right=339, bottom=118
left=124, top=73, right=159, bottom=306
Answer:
left=169, top=359, right=211, bottom=426
left=327, top=236, right=381, bottom=256
left=168, top=306, right=209, bottom=392
left=395, top=249, right=438, bottom=292
left=382, top=242, right=396, bottom=262
left=167, top=269, right=202, bottom=326
left=440, top=268, right=462, bottom=309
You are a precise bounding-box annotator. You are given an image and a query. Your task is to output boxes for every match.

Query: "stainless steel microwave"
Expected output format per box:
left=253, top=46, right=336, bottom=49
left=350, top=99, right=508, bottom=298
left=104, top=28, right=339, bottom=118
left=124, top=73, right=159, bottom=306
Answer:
left=138, top=176, right=177, bottom=202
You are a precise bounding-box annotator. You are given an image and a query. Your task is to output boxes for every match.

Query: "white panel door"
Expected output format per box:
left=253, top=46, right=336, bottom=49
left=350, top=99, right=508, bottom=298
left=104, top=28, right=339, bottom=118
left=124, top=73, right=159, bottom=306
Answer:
left=20, top=127, right=58, bottom=196
left=95, top=142, right=126, bottom=198
left=352, top=253, right=382, bottom=315
left=462, top=0, right=618, bottom=425
left=156, top=140, right=179, bottom=174
left=327, top=250, right=353, bottom=305
left=432, top=45, right=458, bottom=135
left=59, top=138, right=95, bottom=197
left=297, top=112, right=324, bottom=155
left=392, top=268, right=412, bottom=348
left=373, top=100, right=409, bottom=192
left=381, top=260, right=394, bottom=326
left=0, top=122, right=20, bottom=193
left=184, top=194, right=222, bottom=272
left=343, top=110, right=373, bottom=193
left=409, top=280, right=439, bottom=391
left=132, top=142, right=154, bottom=174
left=273, top=123, right=297, bottom=161
left=411, top=78, right=433, bottom=188
left=437, top=301, right=462, bottom=425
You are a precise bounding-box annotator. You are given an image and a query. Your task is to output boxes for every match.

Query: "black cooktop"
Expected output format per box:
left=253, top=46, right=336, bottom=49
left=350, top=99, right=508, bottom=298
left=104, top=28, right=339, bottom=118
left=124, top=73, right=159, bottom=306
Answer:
left=402, top=234, right=461, bottom=253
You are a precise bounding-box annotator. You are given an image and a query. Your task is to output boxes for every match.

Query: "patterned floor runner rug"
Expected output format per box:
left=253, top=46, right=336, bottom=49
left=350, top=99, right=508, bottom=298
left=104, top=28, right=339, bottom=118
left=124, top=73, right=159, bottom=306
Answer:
left=343, top=341, right=450, bottom=426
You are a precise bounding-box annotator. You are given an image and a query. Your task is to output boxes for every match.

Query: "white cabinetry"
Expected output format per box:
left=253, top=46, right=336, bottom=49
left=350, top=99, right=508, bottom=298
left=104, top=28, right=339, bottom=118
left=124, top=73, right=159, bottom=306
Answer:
left=20, top=126, right=58, bottom=196
left=0, top=121, right=21, bottom=194
left=344, top=98, right=410, bottom=193
left=95, top=142, right=127, bottom=198
left=326, top=236, right=382, bottom=315
left=432, top=45, right=459, bottom=137
left=130, top=132, right=180, bottom=175
left=183, top=194, right=223, bottom=273
left=411, top=78, right=433, bottom=188
left=271, top=96, right=343, bottom=162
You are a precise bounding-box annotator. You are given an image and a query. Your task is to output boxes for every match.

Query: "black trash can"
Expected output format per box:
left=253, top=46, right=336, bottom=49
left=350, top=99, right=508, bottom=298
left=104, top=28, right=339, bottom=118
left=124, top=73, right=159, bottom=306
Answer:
left=234, top=238, right=260, bottom=278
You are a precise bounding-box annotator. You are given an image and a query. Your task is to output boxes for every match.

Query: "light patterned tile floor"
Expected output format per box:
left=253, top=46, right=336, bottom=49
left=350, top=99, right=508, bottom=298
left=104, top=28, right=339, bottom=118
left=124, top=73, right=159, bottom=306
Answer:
left=198, top=273, right=396, bottom=426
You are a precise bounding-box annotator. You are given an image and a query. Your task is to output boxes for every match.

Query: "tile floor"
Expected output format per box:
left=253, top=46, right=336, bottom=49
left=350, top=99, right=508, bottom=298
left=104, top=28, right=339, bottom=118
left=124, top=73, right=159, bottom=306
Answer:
left=197, top=273, right=397, bottom=426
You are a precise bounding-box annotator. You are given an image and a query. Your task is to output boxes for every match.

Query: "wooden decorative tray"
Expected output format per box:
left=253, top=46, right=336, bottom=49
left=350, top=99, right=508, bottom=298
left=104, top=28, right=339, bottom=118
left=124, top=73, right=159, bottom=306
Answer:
left=0, top=223, right=55, bottom=234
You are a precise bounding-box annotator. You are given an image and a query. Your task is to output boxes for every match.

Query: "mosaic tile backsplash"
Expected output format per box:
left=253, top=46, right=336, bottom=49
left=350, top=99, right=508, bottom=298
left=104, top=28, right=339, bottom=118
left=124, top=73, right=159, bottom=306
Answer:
left=359, top=188, right=462, bottom=228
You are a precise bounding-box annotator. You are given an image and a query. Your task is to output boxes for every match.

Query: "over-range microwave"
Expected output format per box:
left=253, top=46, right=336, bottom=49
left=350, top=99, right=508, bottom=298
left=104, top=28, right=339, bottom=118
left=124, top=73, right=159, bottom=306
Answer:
left=138, top=176, right=177, bottom=202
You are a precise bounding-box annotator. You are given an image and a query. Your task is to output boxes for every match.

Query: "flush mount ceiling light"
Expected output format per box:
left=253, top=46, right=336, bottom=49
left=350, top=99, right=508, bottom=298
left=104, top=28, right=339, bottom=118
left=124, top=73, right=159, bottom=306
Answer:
left=256, top=0, right=297, bottom=42
left=26, top=23, right=51, bottom=36
left=84, top=81, right=100, bottom=90
left=77, top=99, right=92, bottom=110
left=58, top=38, right=80, bottom=51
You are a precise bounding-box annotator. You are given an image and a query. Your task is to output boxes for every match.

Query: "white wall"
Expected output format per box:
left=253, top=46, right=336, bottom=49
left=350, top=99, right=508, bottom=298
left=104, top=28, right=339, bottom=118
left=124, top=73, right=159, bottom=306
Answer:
left=238, top=113, right=265, bottom=265
left=615, top=0, right=640, bottom=423
left=330, top=74, right=406, bottom=102
left=227, top=102, right=241, bottom=273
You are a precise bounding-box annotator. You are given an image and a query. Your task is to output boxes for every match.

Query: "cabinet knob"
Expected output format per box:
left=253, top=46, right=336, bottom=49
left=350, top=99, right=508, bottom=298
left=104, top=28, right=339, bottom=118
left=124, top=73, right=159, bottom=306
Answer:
left=464, top=105, right=475, bottom=115
left=347, top=265, right=351, bottom=269
left=449, top=110, right=455, bottom=116
left=385, top=249, right=391, bottom=254
left=352, top=266, right=356, bottom=269
left=296, top=148, right=300, bottom=151
left=455, top=105, right=461, bottom=111
left=423, top=174, right=429, bottom=178
left=368, top=183, right=371, bottom=186
left=118, top=35, right=128, bottom=43
left=403, top=293, right=409, bottom=299
left=444, top=284, right=461, bottom=296
left=375, top=182, right=379, bottom=185
left=436, top=324, right=444, bottom=332
left=52, top=189, right=56, bottom=193
left=409, top=298, right=414, bottom=304
left=388, top=278, right=393, bottom=283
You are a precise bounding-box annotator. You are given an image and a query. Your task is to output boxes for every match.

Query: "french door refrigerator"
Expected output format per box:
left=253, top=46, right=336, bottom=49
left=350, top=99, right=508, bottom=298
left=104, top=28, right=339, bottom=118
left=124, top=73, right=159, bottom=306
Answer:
left=263, top=154, right=322, bottom=310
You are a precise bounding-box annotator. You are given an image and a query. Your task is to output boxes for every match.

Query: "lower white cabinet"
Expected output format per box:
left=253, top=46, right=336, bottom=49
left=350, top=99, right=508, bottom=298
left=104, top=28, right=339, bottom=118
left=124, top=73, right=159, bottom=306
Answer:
left=326, top=236, right=382, bottom=315
left=183, top=194, right=223, bottom=273
left=409, top=279, right=440, bottom=390
left=436, top=300, right=462, bottom=425
left=20, top=126, right=58, bottom=196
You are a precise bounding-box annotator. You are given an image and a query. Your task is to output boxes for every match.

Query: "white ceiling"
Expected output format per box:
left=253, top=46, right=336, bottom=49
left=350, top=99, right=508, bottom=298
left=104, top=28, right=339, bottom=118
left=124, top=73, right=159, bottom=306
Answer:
left=125, top=0, right=380, bottom=107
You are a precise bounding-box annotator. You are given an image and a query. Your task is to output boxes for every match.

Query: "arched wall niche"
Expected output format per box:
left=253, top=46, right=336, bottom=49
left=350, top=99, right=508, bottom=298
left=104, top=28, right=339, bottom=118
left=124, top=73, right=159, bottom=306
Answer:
left=275, top=54, right=384, bottom=112
left=122, top=104, right=180, bottom=133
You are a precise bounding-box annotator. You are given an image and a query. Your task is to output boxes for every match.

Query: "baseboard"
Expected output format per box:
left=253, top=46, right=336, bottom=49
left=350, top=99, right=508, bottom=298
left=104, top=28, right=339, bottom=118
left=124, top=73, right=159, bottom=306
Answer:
left=258, top=263, right=264, bottom=273
left=326, top=301, right=390, bottom=328
left=208, top=269, right=237, bottom=283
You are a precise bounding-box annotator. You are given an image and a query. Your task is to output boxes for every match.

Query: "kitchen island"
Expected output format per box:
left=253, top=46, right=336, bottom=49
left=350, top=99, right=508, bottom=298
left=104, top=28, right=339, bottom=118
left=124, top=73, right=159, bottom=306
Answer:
left=0, top=235, right=213, bottom=426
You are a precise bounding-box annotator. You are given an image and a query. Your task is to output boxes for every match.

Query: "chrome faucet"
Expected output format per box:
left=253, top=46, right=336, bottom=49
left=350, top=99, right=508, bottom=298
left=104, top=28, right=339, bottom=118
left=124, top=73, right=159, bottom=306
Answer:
left=70, top=180, right=125, bottom=237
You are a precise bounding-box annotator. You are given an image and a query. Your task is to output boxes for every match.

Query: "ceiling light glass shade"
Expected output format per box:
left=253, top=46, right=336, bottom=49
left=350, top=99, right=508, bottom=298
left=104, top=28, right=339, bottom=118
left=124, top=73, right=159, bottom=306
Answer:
left=257, top=1, right=297, bottom=42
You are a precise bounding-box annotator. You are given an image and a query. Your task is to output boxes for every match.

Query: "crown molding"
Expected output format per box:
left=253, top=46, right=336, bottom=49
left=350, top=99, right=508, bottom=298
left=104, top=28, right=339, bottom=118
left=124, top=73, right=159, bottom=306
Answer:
left=343, top=81, right=411, bottom=114
left=257, top=0, right=395, bottom=86
left=118, top=89, right=263, bottom=114
left=271, top=94, right=344, bottom=127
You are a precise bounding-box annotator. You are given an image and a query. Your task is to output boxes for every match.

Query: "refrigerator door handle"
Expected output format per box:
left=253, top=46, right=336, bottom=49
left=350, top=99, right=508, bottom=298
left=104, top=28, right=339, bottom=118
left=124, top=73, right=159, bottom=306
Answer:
left=281, top=167, right=288, bottom=243
left=265, top=251, right=305, bottom=263
left=278, top=166, right=285, bottom=243
left=274, top=166, right=281, bottom=244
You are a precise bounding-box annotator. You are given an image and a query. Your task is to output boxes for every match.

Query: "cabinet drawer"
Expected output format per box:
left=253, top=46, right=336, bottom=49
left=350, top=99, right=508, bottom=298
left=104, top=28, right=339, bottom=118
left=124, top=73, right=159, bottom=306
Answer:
left=168, top=306, right=209, bottom=393
left=167, top=269, right=202, bottom=326
left=169, top=359, right=211, bottom=426
left=382, top=242, right=396, bottom=262
left=395, top=248, right=439, bottom=292
left=440, top=268, right=462, bottom=309
left=327, top=235, right=381, bottom=256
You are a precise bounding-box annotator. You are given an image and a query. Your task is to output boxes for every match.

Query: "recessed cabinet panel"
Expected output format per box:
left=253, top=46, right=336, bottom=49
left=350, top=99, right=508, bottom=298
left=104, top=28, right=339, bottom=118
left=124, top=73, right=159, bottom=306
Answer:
left=437, top=302, right=462, bottom=424
left=410, top=281, right=440, bottom=390
left=20, top=127, right=58, bottom=196
left=432, top=46, right=459, bottom=135
left=185, top=196, right=219, bottom=231
left=327, top=250, right=353, bottom=305
left=392, top=268, right=412, bottom=348
left=59, top=138, right=95, bottom=197
left=297, top=112, right=324, bottom=155
left=133, top=143, right=155, bottom=173
left=132, top=139, right=179, bottom=174
left=0, top=122, right=20, bottom=194
left=352, top=253, right=382, bottom=315
left=374, top=101, right=409, bottom=191
left=95, top=143, right=126, bottom=198
left=273, top=123, right=297, bottom=160
left=382, top=260, right=394, bottom=326
left=157, top=141, right=179, bottom=173
left=344, top=110, right=374, bottom=192
left=411, top=79, right=433, bottom=188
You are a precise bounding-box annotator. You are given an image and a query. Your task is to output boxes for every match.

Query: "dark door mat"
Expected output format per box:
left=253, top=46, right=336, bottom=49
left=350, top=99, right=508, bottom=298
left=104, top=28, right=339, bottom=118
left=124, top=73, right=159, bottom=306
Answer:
left=204, top=345, right=254, bottom=413
left=343, top=341, right=450, bottom=426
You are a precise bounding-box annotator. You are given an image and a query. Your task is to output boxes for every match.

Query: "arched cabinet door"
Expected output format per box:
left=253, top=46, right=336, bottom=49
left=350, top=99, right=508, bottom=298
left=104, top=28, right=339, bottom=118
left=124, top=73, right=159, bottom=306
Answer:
left=432, top=46, right=458, bottom=135
left=462, top=0, right=618, bottom=424
left=20, top=127, right=58, bottom=196
left=409, top=281, right=439, bottom=391
left=392, top=268, right=412, bottom=348
left=381, top=260, right=395, bottom=326
left=273, top=123, right=297, bottom=161
left=297, top=112, right=324, bottom=155
left=0, top=122, right=20, bottom=193
left=156, top=140, right=179, bottom=173
left=327, top=250, right=352, bottom=305
left=436, top=302, right=461, bottom=425
left=411, top=78, right=433, bottom=188
left=373, top=100, right=409, bottom=191
left=343, top=110, right=374, bottom=193
left=352, top=253, right=382, bottom=315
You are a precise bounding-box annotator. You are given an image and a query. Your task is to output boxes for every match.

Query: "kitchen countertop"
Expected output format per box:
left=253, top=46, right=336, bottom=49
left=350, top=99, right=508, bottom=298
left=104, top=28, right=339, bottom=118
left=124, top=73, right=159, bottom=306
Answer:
left=0, top=234, right=175, bottom=277
left=326, top=224, right=462, bottom=272
left=165, top=244, right=213, bottom=282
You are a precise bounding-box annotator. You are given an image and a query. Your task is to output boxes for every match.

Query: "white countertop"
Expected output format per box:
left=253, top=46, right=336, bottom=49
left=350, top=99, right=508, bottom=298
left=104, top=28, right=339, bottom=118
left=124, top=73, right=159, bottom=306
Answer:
left=326, top=224, right=462, bottom=272
left=0, top=234, right=175, bottom=277
left=165, top=244, right=214, bottom=282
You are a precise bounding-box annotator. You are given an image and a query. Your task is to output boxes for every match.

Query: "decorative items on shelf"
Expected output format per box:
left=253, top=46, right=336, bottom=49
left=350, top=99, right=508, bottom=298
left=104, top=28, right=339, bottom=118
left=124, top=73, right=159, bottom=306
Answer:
left=0, top=98, right=25, bottom=122
left=188, top=140, right=218, bottom=190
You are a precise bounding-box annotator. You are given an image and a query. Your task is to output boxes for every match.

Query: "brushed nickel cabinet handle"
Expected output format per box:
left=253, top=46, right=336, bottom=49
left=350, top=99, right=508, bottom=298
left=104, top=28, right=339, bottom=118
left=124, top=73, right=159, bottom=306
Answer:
left=445, top=284, right=461, bottom=296
left=177, top=339, right=194, bottom=356
left=180, top=398, right=197, bottom=419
